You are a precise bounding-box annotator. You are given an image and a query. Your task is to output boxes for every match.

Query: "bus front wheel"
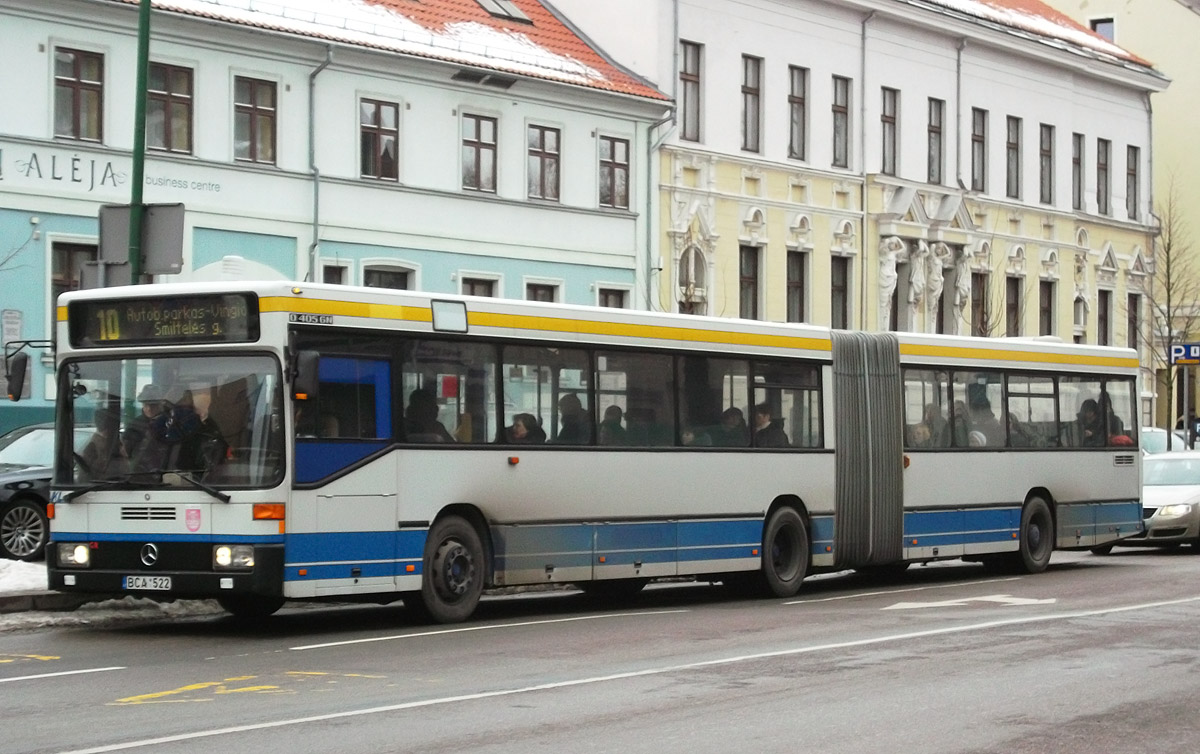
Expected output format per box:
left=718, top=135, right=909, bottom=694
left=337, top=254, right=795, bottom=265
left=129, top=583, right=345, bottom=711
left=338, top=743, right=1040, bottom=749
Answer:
left=420, top=515, right=485, bottom=623
left=761, top=507, right=809, bottom=598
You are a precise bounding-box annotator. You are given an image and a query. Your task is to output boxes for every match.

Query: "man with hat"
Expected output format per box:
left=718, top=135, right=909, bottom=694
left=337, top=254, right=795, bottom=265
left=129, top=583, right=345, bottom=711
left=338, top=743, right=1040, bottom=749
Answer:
left=124, top=383, right=166, bottom=469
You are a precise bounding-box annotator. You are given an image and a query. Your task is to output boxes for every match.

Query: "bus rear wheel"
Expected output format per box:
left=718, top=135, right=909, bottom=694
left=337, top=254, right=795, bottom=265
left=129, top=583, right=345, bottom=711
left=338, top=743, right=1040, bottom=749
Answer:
left=420, top=515, right=485, bottom=623
left=1012, top=496, right=1055, bottom=573
left=761, top=507, right=809, bottom=598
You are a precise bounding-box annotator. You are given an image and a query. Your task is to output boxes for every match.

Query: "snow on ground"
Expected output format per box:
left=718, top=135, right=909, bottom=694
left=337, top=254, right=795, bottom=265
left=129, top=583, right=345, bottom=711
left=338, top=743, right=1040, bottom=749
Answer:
left=0, top=559, right=48, bottom=594
left=0, top=559, right=223, bottom=632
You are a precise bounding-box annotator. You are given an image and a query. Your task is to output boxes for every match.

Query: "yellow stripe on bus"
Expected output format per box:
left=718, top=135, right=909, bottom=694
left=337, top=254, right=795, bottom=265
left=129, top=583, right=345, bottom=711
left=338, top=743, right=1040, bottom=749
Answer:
left=260, top=296, right=432, bottom=322
left=57, top=306, right=68, bottom=322
left=899, top=343, right=1139, bottom=369
left=262, top=295, right=1135, bottom=369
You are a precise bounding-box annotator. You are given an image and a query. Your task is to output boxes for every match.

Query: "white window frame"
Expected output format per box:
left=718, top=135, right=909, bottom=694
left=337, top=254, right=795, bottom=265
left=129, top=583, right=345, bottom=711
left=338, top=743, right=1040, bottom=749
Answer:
left=360, top=257, right=421, bottom=290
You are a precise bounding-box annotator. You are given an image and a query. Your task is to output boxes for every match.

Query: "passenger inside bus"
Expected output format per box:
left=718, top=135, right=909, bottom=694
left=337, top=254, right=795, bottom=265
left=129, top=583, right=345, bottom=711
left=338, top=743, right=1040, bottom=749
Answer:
left=967, top=396, right=1004, bottom=446
left=753, top=403, right=790, bottom=447
left=507, top=413, right=546, bottom=443
left=598, top=405, right=626, bottom=445
left=82, top=406, right=126, bottom=478
left=711, top=407, right=749, bottom=447
left=404, top=388, right=454, bottom=443
left=1077, top=399, right=1105, bottom=447
left=555, top=393, right=591, bottom=444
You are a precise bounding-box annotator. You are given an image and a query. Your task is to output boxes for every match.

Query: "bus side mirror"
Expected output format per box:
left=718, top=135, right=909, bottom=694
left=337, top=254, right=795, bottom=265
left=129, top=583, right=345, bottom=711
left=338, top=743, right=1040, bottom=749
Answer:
left=6, top=352, right=28, bottom=402
left=293, top=350, right=319, bottom=403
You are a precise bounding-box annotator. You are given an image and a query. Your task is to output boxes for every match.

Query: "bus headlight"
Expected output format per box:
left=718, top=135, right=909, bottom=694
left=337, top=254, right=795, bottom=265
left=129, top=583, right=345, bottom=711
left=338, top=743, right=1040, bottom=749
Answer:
left=213, top=545, right=255, bottom=570
left=1158, top=504, right=1194, bottom=518
left=57, top=543, right=91, bottom=567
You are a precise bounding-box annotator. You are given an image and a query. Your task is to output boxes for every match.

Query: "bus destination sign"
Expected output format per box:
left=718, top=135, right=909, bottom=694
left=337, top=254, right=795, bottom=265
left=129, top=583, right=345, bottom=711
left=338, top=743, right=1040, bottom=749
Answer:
left=70, top=293, right=260, bottom=347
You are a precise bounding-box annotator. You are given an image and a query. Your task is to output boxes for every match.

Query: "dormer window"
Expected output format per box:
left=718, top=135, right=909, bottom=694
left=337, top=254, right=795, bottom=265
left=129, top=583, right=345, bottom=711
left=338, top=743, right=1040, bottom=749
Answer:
left=476, top=0, right=531, bottom=23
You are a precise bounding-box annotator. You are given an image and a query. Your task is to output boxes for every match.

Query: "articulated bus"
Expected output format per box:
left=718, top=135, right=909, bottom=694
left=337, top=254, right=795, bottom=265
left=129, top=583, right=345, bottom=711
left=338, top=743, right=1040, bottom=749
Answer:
left=18, top=282, right=1142, bottom=622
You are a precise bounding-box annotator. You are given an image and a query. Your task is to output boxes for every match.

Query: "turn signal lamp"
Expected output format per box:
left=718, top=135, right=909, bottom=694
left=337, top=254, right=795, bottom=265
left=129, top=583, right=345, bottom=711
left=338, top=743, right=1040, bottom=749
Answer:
left=253, top=504, right=285, bottom=520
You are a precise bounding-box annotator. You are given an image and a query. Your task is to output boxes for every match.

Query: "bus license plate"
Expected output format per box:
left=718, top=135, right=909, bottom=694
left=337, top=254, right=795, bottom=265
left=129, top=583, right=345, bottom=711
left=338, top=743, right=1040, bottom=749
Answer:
left=124, top=575, right=171, bottom=591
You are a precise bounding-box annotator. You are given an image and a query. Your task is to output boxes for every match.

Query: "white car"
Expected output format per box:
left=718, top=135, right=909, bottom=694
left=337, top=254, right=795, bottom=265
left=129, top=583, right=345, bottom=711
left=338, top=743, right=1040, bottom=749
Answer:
left=1140, top=427, right=1190, bottom=455
left=1114, top=450, right=1200, bottom=551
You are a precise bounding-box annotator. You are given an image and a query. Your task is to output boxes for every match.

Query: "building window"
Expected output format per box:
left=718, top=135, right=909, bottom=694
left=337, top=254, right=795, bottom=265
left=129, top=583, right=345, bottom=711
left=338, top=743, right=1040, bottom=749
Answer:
left=51, top=242, right=97, bottom=323
left=678, top=246, right=707, bottom=315
left=741, top=55, right=761, bottom=153
left=462, top=114, right=497, bottom=192
left=364, top=267, right=409, bottom=290
left=54, top=48, right=103, bottom=142
left=599, top=288, right=627, bottom=308
left=739, top=246, right=760, bottom=320
left=1126, top=145, right=1140, bottom=220
left=881, top=87, right=898, bottom=176
left=322, top=265, right=347, bottom=285
left=1127, top=293, right=1140, bottom=350
left=360, top=98, right=399, bottom=180
left=1039, top=124, right=1054, bottom=205
left=971, top=108, right=987, bottom=192
left=147, top=63, right=192, bottom=153
left=1090, top=18, right=1115, bottom=41
left=786, top=250, right=807, bottom=323
left=1096, top=138, right=1111, bottom=215
left=832, top=76, right=851, bottom=169
left=599, top=136, right=629, bottom=209
left=527, top=124, right=560, bottom=201
left=1006, top=116, right=1022, bottom=199
left=928, top=98, right=944, bottom=184
left=971, top=272, right=988, bottom=337
left=526, top=283, right=556, bottom=302
left=1039, top=280, right=1054, bottom=336
left=788, top=66, right=807, bottom=161
left=1006, top=276, right=1021, bottom=336
left=462, top=278, right=495, bottom=297
left=680, top=41, right=702, bottom=142
left=831, top=256, right=849, bottom=330
left=1072, top=133, right=1085, bottom=210
left=234, top=76, right=276, bottom=164
left=1097, top=289, right=1111, bottom=345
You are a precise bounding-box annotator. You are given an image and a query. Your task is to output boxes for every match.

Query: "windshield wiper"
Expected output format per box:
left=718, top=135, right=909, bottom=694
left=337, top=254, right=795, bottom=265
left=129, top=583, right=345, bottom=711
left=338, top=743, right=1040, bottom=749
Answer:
left=164, top=472, right=231, bottom=504
left=64, top=471, right=166, bottom=502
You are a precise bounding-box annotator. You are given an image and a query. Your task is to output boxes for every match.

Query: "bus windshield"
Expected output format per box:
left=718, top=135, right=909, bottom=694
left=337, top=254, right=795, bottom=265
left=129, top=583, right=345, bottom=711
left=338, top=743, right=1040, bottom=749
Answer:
left=57, top=354, right=285, bottom=489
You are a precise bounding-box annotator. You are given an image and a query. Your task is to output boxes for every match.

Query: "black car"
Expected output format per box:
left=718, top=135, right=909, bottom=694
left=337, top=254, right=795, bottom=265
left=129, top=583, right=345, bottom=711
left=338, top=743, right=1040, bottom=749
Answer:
left=0, top=423, right=89, bottom=561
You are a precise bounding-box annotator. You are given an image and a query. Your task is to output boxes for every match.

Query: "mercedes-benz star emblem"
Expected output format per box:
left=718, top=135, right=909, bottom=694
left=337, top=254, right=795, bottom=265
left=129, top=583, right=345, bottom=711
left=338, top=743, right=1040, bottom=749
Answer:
left=140, top=543, right=159, bottom=567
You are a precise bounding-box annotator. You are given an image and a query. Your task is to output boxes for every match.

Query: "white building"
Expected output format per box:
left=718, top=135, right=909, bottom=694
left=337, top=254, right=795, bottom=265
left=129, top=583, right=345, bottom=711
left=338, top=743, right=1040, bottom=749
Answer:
left=555, top=0, right=1167, bottom=419
left=0, top=0, right=668, bottom=431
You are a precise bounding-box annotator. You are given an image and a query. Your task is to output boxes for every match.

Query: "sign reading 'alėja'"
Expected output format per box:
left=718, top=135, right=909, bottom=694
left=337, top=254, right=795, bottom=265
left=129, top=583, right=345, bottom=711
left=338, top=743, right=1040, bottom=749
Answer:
left=0, top=145, right=126, bottom=192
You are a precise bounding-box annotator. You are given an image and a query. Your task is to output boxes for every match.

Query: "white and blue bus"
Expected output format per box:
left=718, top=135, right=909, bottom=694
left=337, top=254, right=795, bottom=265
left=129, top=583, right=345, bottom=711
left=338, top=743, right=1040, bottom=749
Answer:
left=14, top=281, right=1142, bottom=622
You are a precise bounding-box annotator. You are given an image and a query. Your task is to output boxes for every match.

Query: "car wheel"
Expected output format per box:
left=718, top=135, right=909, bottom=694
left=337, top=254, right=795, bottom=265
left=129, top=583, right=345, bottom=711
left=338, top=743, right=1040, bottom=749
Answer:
left=0, top=498, right=49, bottom=561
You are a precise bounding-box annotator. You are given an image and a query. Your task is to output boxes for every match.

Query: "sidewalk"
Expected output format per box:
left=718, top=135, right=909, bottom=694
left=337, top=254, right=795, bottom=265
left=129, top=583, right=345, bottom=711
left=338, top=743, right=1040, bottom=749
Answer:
left=0, top=561, right=91, bottom=614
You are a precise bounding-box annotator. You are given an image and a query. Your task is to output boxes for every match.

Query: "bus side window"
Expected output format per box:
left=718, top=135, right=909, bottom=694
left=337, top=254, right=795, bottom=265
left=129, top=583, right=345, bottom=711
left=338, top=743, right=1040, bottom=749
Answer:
left=677, top=355, right=750, bottom=448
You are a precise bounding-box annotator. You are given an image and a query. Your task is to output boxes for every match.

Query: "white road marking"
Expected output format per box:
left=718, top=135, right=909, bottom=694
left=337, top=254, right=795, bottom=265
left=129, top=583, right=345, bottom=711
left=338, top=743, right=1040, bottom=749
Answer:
left=0, top=666, right=125, bottom=684
left=290, top=609, right=691, bottom=651
left=883, top=594, right=1057, bottom=609
left=784, top=576, right=1021, bottom=604
left=56, top=595, right=1200, bottom=754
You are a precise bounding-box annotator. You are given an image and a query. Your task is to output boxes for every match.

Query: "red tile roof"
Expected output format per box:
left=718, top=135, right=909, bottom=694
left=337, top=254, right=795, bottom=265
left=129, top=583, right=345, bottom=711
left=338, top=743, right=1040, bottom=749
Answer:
left=107, top=0, right=668, bottom=101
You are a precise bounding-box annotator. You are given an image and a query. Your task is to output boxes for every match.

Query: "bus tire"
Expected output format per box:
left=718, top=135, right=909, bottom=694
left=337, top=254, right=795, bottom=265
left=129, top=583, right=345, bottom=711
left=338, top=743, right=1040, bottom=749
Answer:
left=217, top=595, right=284, bottom=620
left=420, top=515, right=484, bottom=623
left=761, top=507, right=809, bottom=598
left=1013, top=496, right=1055, bottom=573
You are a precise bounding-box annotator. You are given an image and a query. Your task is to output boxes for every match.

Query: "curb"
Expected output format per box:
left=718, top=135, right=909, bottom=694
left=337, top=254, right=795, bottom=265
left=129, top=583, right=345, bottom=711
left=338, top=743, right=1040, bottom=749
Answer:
left=0, top=591, right=94, bottom=614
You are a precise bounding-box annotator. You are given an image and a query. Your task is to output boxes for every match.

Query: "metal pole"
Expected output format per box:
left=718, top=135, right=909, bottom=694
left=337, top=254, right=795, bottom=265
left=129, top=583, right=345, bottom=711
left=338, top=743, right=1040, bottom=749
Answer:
left=1183, top=366, right=1191, bottom=449
left=127, top=0, right=151, bottom=284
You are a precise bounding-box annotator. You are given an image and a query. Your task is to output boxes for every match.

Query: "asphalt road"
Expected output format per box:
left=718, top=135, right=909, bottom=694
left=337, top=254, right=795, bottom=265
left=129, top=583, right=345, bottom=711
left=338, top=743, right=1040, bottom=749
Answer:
left=3, top=548, right=1200, bottom=754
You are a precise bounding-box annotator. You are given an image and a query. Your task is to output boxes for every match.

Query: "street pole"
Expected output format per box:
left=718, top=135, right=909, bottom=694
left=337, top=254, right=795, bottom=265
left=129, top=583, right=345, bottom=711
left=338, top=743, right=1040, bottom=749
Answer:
left=127, top=0, right=151, bottom=284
